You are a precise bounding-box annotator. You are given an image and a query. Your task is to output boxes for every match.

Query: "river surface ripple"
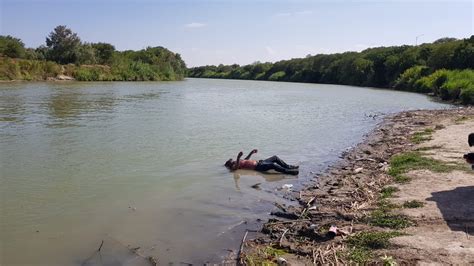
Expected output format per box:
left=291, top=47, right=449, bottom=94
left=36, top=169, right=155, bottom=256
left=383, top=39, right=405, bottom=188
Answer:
left=0, top=78, right=451, bottom=264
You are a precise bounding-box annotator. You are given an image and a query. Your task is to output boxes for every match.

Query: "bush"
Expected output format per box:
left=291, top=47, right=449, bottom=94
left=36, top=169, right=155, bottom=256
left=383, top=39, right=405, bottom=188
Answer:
left=439, top=70, right=474, bottom=101
left=0, top=58, right=20, bottom=79
left=405, top=69, right=474, bottom=103
left=268, top=71, right=286, bottom=81
left=43, top=61, right=61, bottom=78
left=394, top=65, right=431, bottom=91
left=74, top=65, right=113, bottom=81
left=460, top=86, right=474, bottom=104
left=0, top=57, right=62, bottom=80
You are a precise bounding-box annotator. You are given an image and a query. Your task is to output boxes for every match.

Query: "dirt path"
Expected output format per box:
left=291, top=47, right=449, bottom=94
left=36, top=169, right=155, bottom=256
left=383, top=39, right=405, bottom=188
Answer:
left=389, top=119, right=474, bottom=264
left=238, top=107, right=474, bottom=265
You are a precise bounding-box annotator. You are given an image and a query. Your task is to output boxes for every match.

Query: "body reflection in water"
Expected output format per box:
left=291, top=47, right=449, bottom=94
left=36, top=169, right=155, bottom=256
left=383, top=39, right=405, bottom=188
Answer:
left=232, top=170, right=292, bottom=191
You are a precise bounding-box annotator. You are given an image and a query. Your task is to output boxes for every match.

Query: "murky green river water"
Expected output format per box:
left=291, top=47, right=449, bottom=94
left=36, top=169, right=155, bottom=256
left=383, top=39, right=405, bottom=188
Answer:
left=0, top=78, right=450, bottom=264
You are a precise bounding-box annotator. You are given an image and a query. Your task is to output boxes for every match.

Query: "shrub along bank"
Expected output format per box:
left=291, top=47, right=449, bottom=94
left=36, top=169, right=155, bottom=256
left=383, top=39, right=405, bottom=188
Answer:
left=188, top=36, right=474, bottom=104
left=0, top=26, right=186, bottom=81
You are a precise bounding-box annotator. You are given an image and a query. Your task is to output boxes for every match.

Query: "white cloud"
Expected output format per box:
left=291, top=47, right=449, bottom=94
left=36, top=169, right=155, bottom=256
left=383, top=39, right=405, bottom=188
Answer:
left=184, top=22, right=207, bottom=28
left=265, top=46, right=276, bottom=55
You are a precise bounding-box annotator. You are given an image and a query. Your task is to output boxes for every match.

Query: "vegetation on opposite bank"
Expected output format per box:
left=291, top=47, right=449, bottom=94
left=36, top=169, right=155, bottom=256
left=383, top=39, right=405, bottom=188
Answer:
left=0, top=25, right=186, bottom=81
left=188, top=36, right=474, bottom=104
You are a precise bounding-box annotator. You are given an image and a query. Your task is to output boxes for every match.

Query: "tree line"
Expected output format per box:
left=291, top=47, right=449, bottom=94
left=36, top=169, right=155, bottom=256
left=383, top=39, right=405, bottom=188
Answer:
left=0, top=25, right=186, bottom=81
left=188, top=36, right=474, bottom=104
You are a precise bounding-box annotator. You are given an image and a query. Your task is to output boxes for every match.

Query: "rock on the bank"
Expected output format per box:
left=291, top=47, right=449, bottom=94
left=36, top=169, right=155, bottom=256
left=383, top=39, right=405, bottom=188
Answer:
left=56, top=74, right=75, bottom=81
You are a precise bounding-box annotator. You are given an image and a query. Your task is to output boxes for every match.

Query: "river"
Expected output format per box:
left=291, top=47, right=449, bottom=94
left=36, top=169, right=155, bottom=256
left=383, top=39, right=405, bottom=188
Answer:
left=0, top=78, right=450, bottom=264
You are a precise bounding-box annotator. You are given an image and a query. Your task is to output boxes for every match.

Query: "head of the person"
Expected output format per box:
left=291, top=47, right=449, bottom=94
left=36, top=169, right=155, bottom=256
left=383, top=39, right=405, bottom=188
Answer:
left=469, top=133, right=474, bottom=147
left=224, top=158, right=234, bottom=169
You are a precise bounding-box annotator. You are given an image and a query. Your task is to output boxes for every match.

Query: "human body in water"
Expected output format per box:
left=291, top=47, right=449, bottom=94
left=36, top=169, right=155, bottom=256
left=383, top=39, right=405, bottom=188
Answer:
left=224, top=149, right=299, bottom=175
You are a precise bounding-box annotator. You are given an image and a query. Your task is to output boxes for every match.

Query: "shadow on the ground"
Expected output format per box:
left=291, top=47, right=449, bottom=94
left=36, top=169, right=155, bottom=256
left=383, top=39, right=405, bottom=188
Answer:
left=426, top=186, right=474, bottom=235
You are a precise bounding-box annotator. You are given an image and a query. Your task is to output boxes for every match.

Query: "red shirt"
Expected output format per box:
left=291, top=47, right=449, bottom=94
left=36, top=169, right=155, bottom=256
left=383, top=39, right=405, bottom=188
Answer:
left=238, top=160, right=257, bottom=169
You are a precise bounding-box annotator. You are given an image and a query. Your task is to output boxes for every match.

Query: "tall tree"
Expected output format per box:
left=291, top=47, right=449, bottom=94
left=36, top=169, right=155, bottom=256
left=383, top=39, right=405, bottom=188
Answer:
left=45, top=25, right=81, bottom=64
left=0, top=35, right=26, bottom=58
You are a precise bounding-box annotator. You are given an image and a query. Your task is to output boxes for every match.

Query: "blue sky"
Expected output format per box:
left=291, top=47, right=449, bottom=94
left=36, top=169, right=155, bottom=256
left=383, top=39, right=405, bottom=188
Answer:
left=1, top=0, right=472, bottom=67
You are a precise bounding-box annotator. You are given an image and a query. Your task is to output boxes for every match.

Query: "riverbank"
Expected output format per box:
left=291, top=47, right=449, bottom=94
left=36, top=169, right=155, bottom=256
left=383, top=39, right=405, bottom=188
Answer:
left=238, top=107, right=474, bottom=264
left=188, top=36, right=474, bottom=105
left=0, top=56, right=185, bottom=82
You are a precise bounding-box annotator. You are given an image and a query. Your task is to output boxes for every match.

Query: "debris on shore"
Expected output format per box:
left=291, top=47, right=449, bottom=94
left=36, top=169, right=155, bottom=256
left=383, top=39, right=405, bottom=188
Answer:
left=238, top=107, right=474, bottom=265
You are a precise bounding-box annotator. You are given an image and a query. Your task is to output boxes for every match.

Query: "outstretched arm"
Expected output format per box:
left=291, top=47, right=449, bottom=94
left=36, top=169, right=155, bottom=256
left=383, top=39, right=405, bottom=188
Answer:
left=244, top=149, right=258, bottom=160
left=232, top=151, right=244, bottom=170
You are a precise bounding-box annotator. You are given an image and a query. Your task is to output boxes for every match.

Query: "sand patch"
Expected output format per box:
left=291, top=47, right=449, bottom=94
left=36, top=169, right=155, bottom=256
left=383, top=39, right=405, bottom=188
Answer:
left=388, top=118, right=474, bottom=264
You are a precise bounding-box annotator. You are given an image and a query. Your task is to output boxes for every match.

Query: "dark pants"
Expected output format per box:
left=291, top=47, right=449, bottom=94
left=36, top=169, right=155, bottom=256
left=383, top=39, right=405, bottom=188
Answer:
left=255, top=156, right=297, bottom=175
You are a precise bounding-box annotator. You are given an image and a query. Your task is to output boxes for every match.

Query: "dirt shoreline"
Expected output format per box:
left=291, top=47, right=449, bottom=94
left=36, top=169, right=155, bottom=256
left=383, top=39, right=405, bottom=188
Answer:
left=237, top=107, right=474, bottom=264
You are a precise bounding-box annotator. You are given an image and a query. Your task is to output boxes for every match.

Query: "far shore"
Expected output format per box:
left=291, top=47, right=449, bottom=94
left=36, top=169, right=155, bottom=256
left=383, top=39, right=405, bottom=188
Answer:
left=0, top=77, right=461, bottom=107
left=237, top=107, right=474, bottom=264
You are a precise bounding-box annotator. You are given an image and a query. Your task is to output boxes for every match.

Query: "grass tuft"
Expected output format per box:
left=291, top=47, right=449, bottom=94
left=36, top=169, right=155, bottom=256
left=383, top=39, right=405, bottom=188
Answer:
left=346, top=231, right=402, bottom=264
left=411, top=128, right=434, bottom=144
left=403, top=200, right=425, bottom=208
left=388, top=152, right=465, bottom=183
left=380, top=186, right=399, bottom=198
left=243, top=246, right=287, bottom=265
left=369, top=210, right=412, bottom=229
left=415, top=145, right=443, bottom=151
left=377, top=199, right=400, bottom=212
left=346, top=247, right=373, bottom=264
left=348, top=231, right=403, bottom=249
left=454, top=116, right=472, bottom=124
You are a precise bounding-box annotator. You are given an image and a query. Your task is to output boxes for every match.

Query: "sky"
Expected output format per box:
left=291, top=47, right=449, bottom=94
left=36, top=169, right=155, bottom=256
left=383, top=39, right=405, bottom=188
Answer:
left=0, top=0, right=473, bottom=67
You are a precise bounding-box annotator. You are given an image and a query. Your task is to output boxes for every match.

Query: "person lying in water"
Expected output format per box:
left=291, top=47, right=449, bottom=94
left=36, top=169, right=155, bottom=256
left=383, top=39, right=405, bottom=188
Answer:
left=224, top=149, right=299, bottom=175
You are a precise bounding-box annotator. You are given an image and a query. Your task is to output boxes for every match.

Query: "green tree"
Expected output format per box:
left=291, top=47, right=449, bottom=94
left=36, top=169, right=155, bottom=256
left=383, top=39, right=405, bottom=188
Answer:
left=452, top=36, right=474, bottom=69
left=0, top=35, right=26, bottom=58
left=433, top=37, right=458, bottom=44
left=427, top=40, right=461, bottom=69
left=91, top=42, right=115, bottom=64
left=34, top=45, right=49, bottom=60
left=76, top=43, right=97, bottom=65
left=45, top=25, right=81, bottom=64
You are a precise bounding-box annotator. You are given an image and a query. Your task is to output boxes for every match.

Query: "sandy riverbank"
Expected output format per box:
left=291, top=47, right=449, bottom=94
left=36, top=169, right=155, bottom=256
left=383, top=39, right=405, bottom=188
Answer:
left=237, top=107, right=474, bottom=264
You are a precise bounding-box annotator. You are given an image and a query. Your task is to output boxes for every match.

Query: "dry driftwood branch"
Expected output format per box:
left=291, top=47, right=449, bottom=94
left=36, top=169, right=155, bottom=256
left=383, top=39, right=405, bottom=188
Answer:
left=279, top=229, right=289, bottom=247
left=319, top=248, right=325, bottom=264
left=312, top=248, right=318, bottom=264
left=237, top=230, right=249, bottom=264
left=81, top=240, right=105, bottom=266
left=274, top=202, right=287, bottom=212
left=307, top=196, right=316, bottom=207
left=98, top=240, right=104, bottom=252
left=266, top=219, right=311, bottom=226
left=355, top=158, right=377, bottom=162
